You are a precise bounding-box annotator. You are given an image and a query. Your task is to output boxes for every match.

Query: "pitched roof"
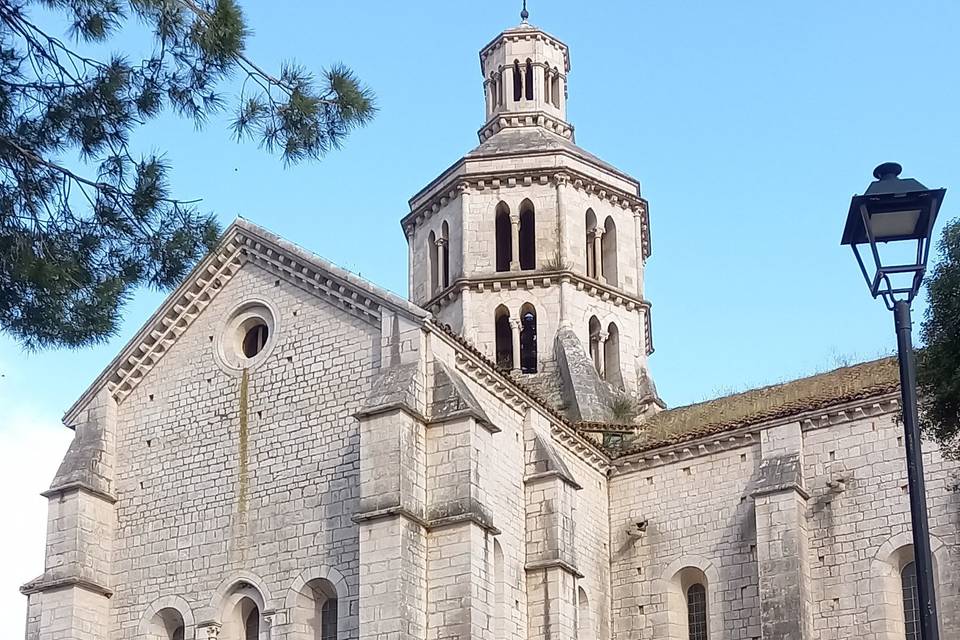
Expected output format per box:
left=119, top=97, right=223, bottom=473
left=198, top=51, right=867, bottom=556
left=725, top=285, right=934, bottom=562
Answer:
left=466, top=127, right=637, bottom=187
left=63, top=218, right=428, bottom=426
left=609, top=357, right=899, bottom=456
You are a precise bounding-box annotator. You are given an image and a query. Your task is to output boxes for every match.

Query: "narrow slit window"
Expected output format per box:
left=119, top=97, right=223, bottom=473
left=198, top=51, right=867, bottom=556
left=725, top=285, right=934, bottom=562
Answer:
left=513, top=60, right=522, bottom=101
left=525, top=59, right=534, bottom=100
left=902, top=562, right=920, bottom=640
left=686, top=583, right=708, bottom=640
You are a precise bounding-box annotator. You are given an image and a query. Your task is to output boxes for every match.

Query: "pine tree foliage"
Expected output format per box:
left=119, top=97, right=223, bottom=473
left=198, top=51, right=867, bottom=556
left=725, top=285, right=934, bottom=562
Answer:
left=918, top=219, right=960, bottom=457
left=0, top=0, right=376, bottom=348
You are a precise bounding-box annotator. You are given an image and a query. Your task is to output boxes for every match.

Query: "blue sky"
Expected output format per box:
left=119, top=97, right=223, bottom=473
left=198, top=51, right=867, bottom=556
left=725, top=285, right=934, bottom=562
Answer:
left=2, top=0, right=958, bottom=623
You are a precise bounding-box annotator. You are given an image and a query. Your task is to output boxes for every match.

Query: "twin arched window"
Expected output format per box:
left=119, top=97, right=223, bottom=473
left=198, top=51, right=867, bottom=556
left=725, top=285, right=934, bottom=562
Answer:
left=585, top=210, right=618, bottom=286
left=494, top=304, right=537, bottom=372
left=543, top=66, right=561, bottom=108
left=512, top=59, right=536, bottom=102
left=588, top=316, right=622, bottom=387
left=494, top=200, right=535, bottom=272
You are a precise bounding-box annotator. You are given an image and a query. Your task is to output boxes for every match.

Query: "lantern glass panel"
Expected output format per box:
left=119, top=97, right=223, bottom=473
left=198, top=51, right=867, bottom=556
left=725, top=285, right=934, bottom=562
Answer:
left=869, top=209, right=921, bottom=240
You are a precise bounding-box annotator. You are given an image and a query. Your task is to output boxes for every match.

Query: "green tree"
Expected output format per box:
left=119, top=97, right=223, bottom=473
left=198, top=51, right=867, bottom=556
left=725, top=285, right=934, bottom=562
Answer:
left=0, top=0, right=375, bottom=349
left=918, top=218, right=960, bottom=457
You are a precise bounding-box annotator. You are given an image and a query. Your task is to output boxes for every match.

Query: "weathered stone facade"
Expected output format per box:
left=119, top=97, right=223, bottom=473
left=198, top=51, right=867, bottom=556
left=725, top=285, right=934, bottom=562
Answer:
left=24, top=14, right=960, bottom=640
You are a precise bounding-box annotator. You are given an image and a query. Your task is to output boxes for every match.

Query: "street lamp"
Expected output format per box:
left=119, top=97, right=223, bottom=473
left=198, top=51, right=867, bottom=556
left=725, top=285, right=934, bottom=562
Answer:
left=841, top=162, right=946, bottom=640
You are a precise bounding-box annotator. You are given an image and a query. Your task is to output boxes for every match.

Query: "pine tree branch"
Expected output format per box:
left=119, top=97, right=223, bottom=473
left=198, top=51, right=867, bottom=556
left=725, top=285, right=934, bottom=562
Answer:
left=175, top=0, right=342, bottom=105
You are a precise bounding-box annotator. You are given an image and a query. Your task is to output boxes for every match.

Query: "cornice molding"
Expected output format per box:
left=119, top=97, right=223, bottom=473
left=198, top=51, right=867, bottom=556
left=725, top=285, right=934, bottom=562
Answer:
left=479, top=28, right=571, bottom=72
left=426, top=270, right=650, bottom=312
left=799, top=393, right=900, bottom=432
left=19, top=575, right=113, bottom=597
left=609, top=393, right=901, bottom=477
left=478, top=112, right=573, bottom=141
left=402, top=169, right=650, bottom=259
left=99, top=240, right=245, bottom=408
left=424, top=270, right=655, bottom=357
left=64, top=219, right=428, bottom=425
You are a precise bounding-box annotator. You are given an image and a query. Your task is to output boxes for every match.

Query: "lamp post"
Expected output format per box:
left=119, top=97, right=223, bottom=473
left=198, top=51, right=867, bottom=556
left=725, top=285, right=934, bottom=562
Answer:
left=841, top=162, right=946, bottom=640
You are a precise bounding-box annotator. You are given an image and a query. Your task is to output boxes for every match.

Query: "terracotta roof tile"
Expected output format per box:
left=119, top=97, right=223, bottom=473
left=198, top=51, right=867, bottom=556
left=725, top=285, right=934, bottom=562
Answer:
left=611, top=357, right=899, bottom=457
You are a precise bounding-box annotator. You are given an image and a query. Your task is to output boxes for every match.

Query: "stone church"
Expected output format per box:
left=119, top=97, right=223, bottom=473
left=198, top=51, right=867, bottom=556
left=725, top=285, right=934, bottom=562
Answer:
left=22, top=12, right=960, bottom=640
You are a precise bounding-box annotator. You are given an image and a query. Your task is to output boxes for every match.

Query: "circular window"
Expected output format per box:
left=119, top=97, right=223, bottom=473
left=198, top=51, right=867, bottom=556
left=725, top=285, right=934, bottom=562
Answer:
left=241, top=322, right=269, bottom=358
left=215, top=301, right=279, bottom=373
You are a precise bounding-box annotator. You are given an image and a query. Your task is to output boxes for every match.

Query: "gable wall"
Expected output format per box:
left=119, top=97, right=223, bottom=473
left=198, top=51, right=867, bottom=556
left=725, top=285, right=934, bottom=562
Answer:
left=109, top=261, right=380, bottom=638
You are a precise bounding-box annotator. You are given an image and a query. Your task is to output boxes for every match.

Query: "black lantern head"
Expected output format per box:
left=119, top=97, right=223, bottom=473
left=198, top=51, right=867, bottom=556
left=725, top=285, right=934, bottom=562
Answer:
left=841, top=162, right=946, bottom=308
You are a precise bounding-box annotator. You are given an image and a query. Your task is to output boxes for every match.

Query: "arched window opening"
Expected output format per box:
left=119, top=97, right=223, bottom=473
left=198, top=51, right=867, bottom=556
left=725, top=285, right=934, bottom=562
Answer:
left=513, top=60, right=522, bottom=102
left=585, top=209, right=598, bottom=278
left=902, top=562, right=920, bottom=640
left=520, top=304, right=537, bottom=373
left=543, top=68, right=551, bottom=106
left=602, top=216, right=619, bottom=286
left=604, top=322, right=623, bottom=388
left=577, top=586, right=594, bottom=640
left=146, top=607, right=185, bottom=640
left=497, top=69, right=504, bottom=106
left=428, top=230, right=438, bottom=294
left=244, top=605, right=260, bottom=640
left=493, top=539, right=506, bottom=638
left=525, top=59, right=534, bottom=100
left=551, top=73, right=560, bottom=106
left=222, top=584, right=265, bottom=640
left=495, top=202, right=512, bottom=272
left=588, top=316, right=602, bottom=376
left=495, top=306, right=513, bottom=370
left=686, top=584, right=708, bottom=640
left=519, top=199, right=536, bottom=270
left=441, top=221, right=450, bottom=288
left=290, top=578, right=339, bottom=640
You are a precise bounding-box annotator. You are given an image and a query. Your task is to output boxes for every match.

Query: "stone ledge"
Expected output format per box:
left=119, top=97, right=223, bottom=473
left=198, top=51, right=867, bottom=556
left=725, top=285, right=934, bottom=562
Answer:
left=353, top=402, right=428, bottom=424
left=20, top=575, right=113, bottom=598
left=427, top=512, right=502, bottom=535
left=352, top=506, right=427, bottom=528
left=749, top=453, right=810, bottom=501
left=352, top=506, right=502, bottom=534
left=426, top=409, right=500, bottom=433
left=523, top=470, right=583, bottom=490
left=524, top=558, right=584, bottom=579
left=40, top=481, right=117, bottom=504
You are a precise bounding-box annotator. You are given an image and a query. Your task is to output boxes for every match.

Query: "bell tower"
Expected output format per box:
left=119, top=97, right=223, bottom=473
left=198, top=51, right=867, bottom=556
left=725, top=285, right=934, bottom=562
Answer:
left=402, top=10, right=660, bottom=421
left=478, top=6, right=572, bottom=142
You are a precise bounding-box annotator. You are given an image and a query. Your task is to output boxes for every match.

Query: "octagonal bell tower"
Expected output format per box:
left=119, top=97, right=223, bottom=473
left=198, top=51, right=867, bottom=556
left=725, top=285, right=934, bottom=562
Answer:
left=402, top=10, right=660, bottom=421
left=478, top=10, right=572, bottom=142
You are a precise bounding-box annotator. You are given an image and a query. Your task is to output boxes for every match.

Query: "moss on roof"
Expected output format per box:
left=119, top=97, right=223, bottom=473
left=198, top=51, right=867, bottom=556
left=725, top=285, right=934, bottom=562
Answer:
left=615, top=357, right=899, bottom=456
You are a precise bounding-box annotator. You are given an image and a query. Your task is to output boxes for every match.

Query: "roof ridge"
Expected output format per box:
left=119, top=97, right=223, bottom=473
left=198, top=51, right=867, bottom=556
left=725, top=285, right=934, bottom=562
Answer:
left=661, top=356, right=897, bottom=413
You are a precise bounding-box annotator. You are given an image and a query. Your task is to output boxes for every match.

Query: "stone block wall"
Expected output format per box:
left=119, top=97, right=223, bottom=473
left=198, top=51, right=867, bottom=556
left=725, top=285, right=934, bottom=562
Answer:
left=609, top=406, right=960, bottom=640
left=609, top=441, right=763, bottom=640
left=104, top=261, right=377, bottom=639
left=803, top=409, right=960, bottom=640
